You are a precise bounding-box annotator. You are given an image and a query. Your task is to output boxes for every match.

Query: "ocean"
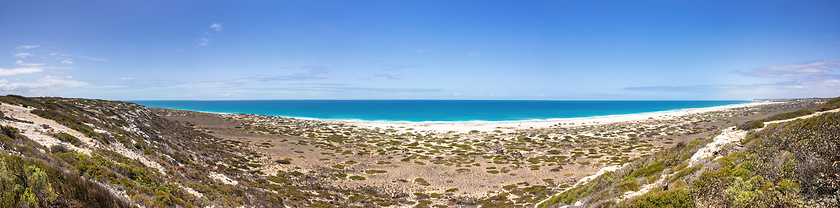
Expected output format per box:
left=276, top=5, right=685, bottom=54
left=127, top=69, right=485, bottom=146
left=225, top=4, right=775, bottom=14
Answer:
left=130, top=100, right=751, bottom=122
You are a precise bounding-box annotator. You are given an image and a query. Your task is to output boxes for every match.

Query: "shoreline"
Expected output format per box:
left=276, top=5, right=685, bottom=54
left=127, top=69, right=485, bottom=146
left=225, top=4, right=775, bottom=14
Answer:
left=137, top=100, right=756, bottom=124
left=344, top=101, right=773, bottom=133
left=149, top=101, right=773, bottom=134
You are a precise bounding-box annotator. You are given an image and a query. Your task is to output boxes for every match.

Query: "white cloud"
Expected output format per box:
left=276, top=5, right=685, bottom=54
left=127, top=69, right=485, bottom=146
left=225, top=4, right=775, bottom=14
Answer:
left=44, top=52, right=105, bottom=61
left=76, top=55, right=107, bottom=61
left=17, top=45, right=40, bottom=49
left=210, top=23, right=223, bottom=31
left=626, top=60, right=840, bottom=99
left=14, top=60, right=45, bottom=67
left=374, top=74, right=398, bottom=80
left=0, top=67, right=44, bottom=77
left=381, top=64, right=420, bottom=70
left=13, top=52, right=34, bottom=58
left=0, top=76, right=89, bottom=93
left=196, top=23, right=223, bottom=46
left=197, top=37, right=211, bottom=46
left=61, top=60, right=74, bottom=64
left=458, top=52, right=481, bottom=57
left=743, top=60, right=840, bottom=78
left=160, top=65, right=332, bottom=90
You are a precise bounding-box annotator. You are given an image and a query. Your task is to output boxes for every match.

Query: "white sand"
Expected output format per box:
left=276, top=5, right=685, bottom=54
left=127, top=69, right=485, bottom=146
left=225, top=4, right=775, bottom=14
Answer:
left=348, top=101, right=771, bottom=134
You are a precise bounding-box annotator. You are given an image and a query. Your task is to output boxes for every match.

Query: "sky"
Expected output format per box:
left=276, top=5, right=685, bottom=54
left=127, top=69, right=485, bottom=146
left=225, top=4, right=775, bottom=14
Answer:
left=1, top=0, right=840, bottom=100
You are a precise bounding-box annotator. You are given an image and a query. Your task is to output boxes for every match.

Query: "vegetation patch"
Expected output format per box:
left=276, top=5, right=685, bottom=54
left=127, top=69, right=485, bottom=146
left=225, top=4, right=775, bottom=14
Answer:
left=364, top=169, right=387, bottom=174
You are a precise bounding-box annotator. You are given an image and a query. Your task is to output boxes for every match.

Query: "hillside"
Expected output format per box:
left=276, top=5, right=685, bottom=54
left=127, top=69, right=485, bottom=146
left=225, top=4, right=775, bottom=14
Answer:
left=0, top=96, right=282, bottom=207
left=538, top=97, right=840, bottom=207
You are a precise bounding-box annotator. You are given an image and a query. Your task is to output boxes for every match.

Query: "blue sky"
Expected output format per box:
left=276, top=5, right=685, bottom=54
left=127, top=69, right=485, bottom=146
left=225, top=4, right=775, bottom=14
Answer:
left=1, top=0, right=839, bottom=100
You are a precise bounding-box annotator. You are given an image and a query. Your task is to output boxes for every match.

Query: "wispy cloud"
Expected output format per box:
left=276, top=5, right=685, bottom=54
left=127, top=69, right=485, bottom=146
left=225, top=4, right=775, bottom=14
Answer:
left=134, top=65, right=434, bottom=97
left=623, top=85, right=728, bottom=93
left=0, top=67, right=45, bottom=77
left=164, top=65, right=331, bottom=89
left=624, top=60, right=840, bottom=99
left=13, top=52, right=34, bottom=58
left=42, top=51, right=104, bottom=62
left=741, top=60, right=840, bottom=78
left=258, top=65, right=330, bottom=81
left=76, top=55, right=107, bottom=61
left=197, top=23, right=224, bottom=46
left=196, top=37, right=211, bottom=46
left=210, top=23, right=223, bottom=31
left=415, top=49, right=427, bottom=53
left=374, top=74, right=398, bottom=80
left=15, top=60, right=45, bottom=67
left=311, top=86, right=442, bottom=93
left=458, top=52, right=481, bottom=57
left=0, top=76, right=89, bottom=94
left=381, top=64, right=420, bottom=70
left=17, top=45, right=39, bottom=49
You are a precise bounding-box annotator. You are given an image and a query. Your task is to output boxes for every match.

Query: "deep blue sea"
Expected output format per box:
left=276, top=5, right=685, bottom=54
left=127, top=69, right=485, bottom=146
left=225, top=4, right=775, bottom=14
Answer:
left=129, top=100, right=751, bottom=122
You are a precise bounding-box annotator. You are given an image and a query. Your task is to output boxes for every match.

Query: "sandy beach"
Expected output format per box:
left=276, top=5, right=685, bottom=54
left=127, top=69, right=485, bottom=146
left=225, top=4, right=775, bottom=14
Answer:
left=347, top=101, right=775, bottom=134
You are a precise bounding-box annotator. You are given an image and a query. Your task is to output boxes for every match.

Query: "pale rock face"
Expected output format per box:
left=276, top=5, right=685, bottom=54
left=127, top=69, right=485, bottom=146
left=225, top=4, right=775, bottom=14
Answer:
left=209, top=171, right=238, bottom=185
left=688, top=126, right=746, bottom=167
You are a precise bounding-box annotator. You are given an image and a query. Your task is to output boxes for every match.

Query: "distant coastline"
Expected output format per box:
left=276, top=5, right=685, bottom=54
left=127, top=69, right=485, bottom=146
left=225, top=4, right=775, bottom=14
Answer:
left=345, top=101, right=771, bottom=134
left=131, top=100, right=754, bottom=124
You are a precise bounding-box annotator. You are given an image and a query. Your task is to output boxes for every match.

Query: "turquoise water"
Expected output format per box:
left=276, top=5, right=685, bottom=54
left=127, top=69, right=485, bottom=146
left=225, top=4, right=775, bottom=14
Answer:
left=130, top=100, right=751, bottom=122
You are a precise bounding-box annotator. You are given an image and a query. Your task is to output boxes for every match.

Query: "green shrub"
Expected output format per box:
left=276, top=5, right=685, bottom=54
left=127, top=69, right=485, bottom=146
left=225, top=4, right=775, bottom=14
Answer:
left=623, top=189, right=693, bottom=208
left=364, top=169, right=387, bottom=174
left=54, top=132, right=82, bottom=146
left=616, top=181, right=640, bottom=192
left=415, top=178, right=431, bottom=186
left=631, top=161, right=664, bottom=178
left=671, top=166, right=701, bottom=181
left=762, top=109, right=814, bottom=122
left=736, top=120, right=765, bottom=130
left=818, top=96, right=840, bottom=111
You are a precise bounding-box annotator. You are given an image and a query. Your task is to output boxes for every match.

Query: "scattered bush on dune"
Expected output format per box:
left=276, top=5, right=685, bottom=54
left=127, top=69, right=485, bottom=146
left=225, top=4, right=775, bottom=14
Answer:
left=622, top=189, right=693, bottom=208
left=693, top=112, right=840, bottom=207
left=737, top=109, right=814, bottom=130
left=543, top=97, right=840, bottom=208
left=736, top=120, right=765, bottom=130
left=0, top=126, right=132, bottom=207
left=54, top=132, right=82, bottom=146
left=816, top=96, right=840, bottom=111
left=762, top=109, right=814, bottom=122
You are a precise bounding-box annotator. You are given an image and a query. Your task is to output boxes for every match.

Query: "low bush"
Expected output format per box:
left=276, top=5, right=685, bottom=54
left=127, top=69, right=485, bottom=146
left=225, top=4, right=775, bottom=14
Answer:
left=54, top=132, right=82, bottom=146
left=623, top=189, right=693, bottom=208
left=817, top=96, right=840, bottom=111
